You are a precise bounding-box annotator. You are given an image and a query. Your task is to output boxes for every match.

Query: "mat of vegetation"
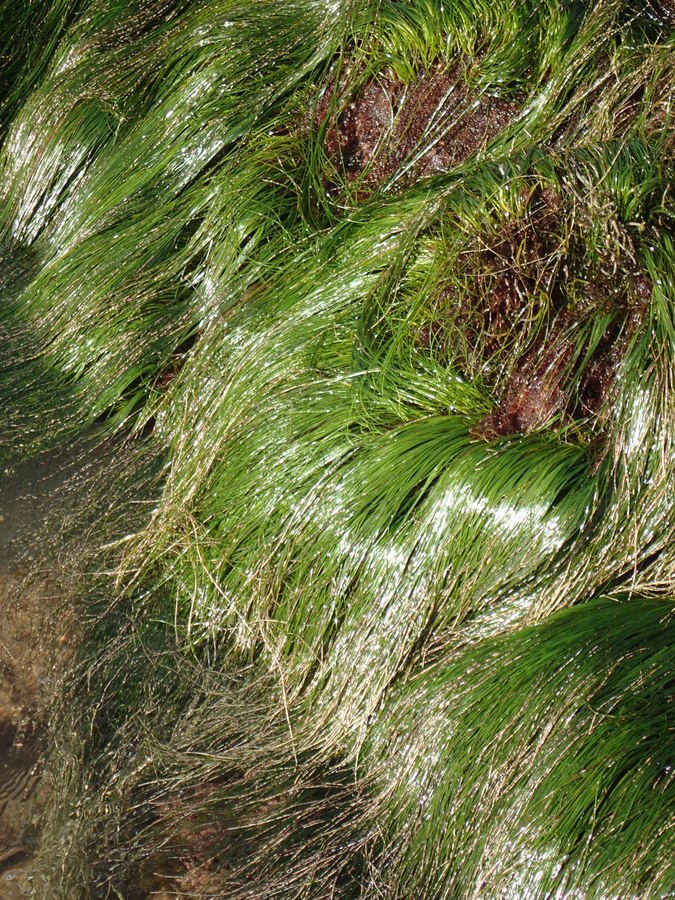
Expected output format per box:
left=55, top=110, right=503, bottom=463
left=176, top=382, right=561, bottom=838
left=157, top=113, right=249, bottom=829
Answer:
left=0, top=0, right=673, bottom=897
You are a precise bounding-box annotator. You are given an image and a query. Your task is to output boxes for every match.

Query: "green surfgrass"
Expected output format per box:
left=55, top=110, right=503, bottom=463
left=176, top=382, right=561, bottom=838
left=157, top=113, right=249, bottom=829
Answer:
left=0, top=0, right=672, bottom=896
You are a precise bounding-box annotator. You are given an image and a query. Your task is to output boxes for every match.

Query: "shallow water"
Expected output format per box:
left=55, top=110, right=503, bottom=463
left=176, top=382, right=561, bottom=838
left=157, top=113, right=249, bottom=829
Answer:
left=0, top=439, right=106, bottom=892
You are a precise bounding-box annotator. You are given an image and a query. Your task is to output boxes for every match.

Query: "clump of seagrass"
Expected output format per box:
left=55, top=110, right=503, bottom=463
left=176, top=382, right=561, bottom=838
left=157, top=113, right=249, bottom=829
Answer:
left=0, top=0, right=673, bottom=897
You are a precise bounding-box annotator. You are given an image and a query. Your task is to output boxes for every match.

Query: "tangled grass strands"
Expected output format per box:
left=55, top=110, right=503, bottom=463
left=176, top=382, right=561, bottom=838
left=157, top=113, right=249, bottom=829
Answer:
left=0, top=0, right=672, bottom=896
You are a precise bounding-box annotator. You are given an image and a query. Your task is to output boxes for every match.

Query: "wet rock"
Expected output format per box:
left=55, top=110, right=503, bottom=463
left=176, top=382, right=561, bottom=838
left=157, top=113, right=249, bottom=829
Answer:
left=0, top=860, right=30, bottom=899
left=315, top=62, right=519, bottom=192
left=472, top=272, right=651, bottom=438
left=417, top=186, right=652, bottom=439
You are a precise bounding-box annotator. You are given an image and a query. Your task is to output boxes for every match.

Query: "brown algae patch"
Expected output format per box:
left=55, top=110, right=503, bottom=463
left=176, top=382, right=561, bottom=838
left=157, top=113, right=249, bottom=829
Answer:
left=315, top=61, right=519, bottom=191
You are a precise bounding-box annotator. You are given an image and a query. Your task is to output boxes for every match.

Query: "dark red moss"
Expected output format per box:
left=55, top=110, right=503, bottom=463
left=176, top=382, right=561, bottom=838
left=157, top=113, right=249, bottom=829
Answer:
left=475, top=333, right=573, bottom=438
